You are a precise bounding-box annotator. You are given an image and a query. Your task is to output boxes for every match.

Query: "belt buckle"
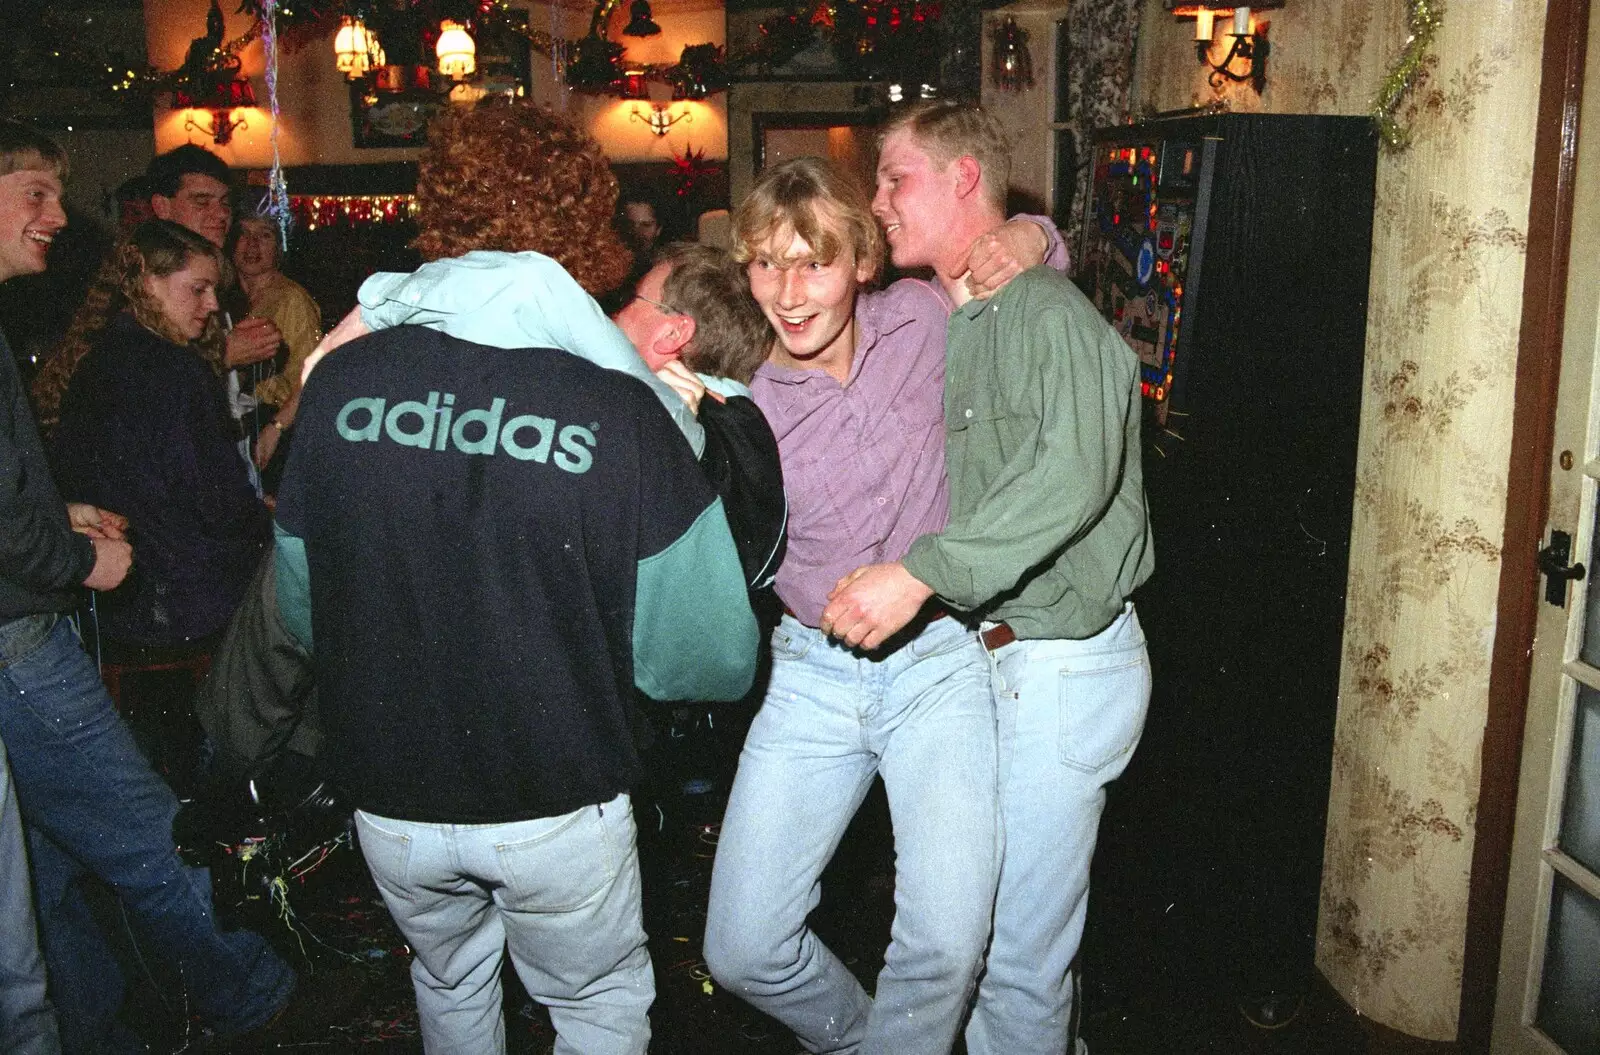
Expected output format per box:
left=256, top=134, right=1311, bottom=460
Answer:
left=980, top=622, right=1016, bottom=652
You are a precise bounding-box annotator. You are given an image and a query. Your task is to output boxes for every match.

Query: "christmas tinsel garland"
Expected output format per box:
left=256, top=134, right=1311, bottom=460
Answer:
left=1369, top=0, right=1444, bottom=151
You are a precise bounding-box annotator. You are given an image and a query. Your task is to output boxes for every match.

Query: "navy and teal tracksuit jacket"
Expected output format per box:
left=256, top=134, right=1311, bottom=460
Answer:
left=272, top=325, right=757, bottom=825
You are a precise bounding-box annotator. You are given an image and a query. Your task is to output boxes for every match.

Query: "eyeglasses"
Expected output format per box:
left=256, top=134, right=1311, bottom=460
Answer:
left=631, top=291, right=682, bottom=316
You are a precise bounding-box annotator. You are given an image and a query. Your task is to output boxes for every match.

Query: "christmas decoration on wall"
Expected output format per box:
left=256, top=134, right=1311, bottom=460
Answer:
left=290, top=194, right=419, bottom=230
left=989, top=16, right=1033, bottom=93
left=1369, top=0, right=1443, bottom=151
left=668, top=146, right=719, bottom=199
left=46, top=0, right=991, bottom=112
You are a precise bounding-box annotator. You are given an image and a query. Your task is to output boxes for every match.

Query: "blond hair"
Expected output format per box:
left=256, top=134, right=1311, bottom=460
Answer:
left=731, top=157, right=883, bottom=284
left=0, top=119, right=68, bottom=180
left=879, top=101, right=1011, bottom=211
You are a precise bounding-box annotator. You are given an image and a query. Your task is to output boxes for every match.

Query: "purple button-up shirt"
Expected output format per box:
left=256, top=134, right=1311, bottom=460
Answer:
left=750, top=220, right=1070, bottom=626
left=750, top=278, right=951, bottom=626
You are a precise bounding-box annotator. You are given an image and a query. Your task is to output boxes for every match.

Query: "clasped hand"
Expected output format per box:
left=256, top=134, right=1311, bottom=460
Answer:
left=819, top=561, right=933, bottom=652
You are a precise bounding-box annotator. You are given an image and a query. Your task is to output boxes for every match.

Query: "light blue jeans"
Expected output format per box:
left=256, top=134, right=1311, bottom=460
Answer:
left=355, top=793, right=653, bottom=1055
left=964, top=603, right=1150, bottom=1055
left=705, top=615, right=999, bottom=1055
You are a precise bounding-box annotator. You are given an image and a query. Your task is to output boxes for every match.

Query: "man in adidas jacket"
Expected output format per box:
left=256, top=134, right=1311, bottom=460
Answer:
left=272, top=318, right=758, bottom=1054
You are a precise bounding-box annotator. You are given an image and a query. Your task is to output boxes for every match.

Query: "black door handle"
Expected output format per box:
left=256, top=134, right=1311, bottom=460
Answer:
left=1538, top=529, right=1587, bottom=607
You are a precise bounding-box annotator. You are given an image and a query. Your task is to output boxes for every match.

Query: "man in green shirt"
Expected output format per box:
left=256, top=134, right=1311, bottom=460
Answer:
left=821, top=100, right=1155, bottom=1055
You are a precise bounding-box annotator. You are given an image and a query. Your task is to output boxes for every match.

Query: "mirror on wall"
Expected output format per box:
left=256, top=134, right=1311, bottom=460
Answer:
left=752, top=112, right=879, bottom=193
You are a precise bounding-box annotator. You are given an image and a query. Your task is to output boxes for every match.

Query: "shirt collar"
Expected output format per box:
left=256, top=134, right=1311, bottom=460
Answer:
left=754, top=283, right=930, bottom=387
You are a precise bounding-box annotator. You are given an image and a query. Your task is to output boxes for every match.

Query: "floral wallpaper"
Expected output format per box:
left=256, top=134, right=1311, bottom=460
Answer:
left=1056, top=0, right=1144, bottom=249
left=1132, top=0, right=1546, bottom=1041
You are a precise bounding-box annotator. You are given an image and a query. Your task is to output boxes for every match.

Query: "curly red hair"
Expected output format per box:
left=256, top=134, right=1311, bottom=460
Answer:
left=412, top=102, right=631, bottom=296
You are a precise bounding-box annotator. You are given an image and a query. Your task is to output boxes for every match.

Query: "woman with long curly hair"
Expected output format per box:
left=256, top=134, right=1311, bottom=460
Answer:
left=51, top=219, right=269, bottom=657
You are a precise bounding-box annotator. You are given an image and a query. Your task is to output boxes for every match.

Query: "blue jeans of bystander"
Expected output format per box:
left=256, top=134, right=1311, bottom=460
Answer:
left=0, top=613, right=294, bottom=1054
left=0, top=733, right=60, bottom=1055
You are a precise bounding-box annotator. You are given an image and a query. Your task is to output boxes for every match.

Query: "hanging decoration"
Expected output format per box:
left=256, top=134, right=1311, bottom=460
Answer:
left=668, top=147, right=718, bottom=200
left=1369, top=0, right=1443, bottom=152
left=257, top=0, right=293, bottom=248
left=666, top=44, right=728, bottom=100
left=989, top=16, right=1033, bottom=93
left=48, top=0, right=986, bottom=110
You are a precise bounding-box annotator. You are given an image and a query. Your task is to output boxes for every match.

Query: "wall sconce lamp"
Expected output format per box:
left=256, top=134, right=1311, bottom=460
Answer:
left=334, top=16, right=385, bottom=79
left=436, top=20, right=477, bottom=79
left=1168, top=1, right=1283, bottom=92
left=174, top=68, right=256, bottom=146
left=171, top=0, right=255, bottom=146
left=632, top=103, right=691, bottom=137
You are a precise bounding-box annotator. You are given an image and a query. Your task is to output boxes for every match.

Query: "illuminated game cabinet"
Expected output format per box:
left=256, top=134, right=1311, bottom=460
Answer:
left=1080, top=138, right=1200, bottom=420
left=1076, top=113, right=1379, bottom=1021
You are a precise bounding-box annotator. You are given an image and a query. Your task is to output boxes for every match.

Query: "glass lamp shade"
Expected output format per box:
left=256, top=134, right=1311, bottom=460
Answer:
left=436, top=20, right=477, bottom=79
left=334, top=17, right=384, bottom=78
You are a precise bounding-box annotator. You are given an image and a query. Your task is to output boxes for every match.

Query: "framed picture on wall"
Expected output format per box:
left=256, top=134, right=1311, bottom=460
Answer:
left=475, top=10, right=535, bottom=102
left=350, top=75, right=447, bottom=149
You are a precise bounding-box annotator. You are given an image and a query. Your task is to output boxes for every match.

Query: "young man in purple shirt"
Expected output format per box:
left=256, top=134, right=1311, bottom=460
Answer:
left=702, top=156, right=1066, bottom=1055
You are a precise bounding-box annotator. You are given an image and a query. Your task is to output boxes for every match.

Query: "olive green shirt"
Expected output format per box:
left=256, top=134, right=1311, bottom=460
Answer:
left=902, top=266, right=1154, bottom=640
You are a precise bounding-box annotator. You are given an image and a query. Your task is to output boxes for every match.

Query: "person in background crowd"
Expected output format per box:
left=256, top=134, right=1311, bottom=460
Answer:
left=0, top=117, right=310, bottom=1055
left=822, top=100, right=1154, bottom=1055
left=112, top=175, right=151, bottom=234
left=31, top=144, right=278, bottom=435
left=619, top=191, right=665, bottom=263
left=702, top=154, right=1066, bottom=1055
left=598, top=190, right=668, bottom=314
left=228, top=192, right=322, bottom=481
left=270, top=100, right=759, bottom=1055
left=51, top=220, right=270, bottom=659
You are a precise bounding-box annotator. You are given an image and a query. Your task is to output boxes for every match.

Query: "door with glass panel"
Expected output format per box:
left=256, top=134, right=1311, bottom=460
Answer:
left=1492, top=2, right=1600, bottom=1049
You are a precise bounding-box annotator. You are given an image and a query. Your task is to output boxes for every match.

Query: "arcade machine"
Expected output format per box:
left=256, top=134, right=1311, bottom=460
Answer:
left=1076, top=113, right=1378, bottom=1026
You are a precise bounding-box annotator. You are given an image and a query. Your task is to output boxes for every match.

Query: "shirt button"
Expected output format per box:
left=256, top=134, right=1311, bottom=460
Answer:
left=964, top=409, right=973, bottom=418
left=877, top=496, right=887, bottom=505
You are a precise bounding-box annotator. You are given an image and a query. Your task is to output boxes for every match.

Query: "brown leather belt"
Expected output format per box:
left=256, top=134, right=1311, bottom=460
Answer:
left=979, top=622, right=1017, bottom=652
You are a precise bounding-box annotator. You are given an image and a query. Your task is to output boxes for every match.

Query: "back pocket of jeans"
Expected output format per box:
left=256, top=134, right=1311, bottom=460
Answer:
left=1057, top=657, right=1151, bottom=773
left=497, top=808, right=615, bottom=912
left=355, top=813, right=414, bottom=901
